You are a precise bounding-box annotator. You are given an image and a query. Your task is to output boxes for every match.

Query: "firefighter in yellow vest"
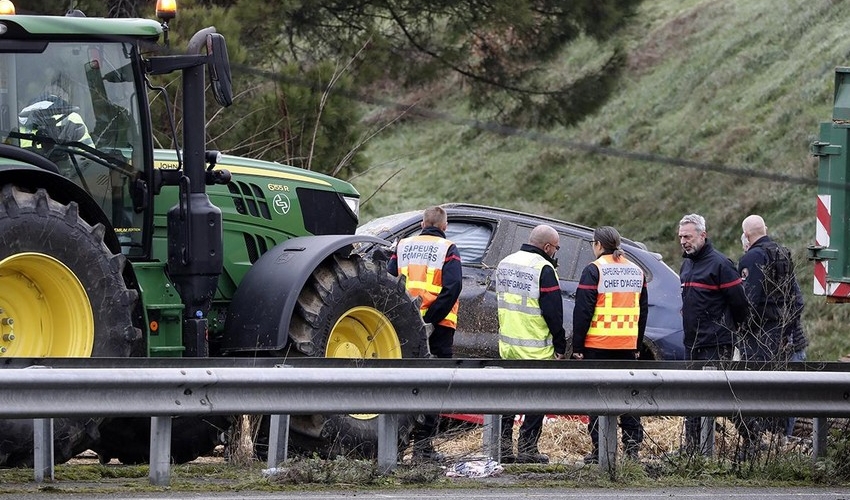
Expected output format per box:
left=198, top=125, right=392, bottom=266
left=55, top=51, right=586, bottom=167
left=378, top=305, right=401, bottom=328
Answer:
left=17, top=83, right=95, bottom=175
left=572, top=226, right=648, bottom=464
left=388, top=205, right=462, bottom=462
left=495, top=224, right=567, bottom=464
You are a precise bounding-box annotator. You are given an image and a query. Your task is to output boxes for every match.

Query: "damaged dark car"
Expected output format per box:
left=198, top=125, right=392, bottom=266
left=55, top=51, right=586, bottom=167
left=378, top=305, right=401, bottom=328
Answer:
left=357, top=203, right=685, bottom=360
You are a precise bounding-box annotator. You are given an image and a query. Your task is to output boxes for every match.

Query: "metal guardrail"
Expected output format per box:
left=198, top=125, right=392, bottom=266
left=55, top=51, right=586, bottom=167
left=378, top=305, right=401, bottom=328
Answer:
left=1, top=364, right=848, bottom=484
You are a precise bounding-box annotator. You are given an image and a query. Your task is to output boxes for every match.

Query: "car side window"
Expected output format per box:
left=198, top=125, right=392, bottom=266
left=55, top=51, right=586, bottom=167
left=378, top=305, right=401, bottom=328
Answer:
left=575, top=239, right=597, bottom=280
left=511, top=225, right=585, bottom=280
left=445, top=222, right=492, bottom=265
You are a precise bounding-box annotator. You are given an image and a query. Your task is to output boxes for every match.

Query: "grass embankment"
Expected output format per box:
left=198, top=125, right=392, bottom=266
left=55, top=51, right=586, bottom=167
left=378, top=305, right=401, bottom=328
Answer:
left=350, top=0, right=850, bottom=361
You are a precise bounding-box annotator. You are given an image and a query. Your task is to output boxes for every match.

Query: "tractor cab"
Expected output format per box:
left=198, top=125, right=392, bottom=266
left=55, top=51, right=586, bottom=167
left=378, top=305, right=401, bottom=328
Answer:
left=0, top=14, right=156, bottom=256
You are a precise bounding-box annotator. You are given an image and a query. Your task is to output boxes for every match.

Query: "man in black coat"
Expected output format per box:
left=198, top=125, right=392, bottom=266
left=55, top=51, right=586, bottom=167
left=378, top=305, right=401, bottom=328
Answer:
left=678, top=213, right=748, bottom=453
left=739, top=214, right=808, bottom=442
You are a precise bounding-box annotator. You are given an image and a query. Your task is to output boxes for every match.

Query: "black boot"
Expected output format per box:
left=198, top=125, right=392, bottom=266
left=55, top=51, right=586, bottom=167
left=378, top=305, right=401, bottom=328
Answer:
left=500, top=418, right=516, bottom=463
left=517, top=439, right=549, bottom=464
left=411, top=439, right=444, bottom=463
left=583, top=446, right=599, bottom=464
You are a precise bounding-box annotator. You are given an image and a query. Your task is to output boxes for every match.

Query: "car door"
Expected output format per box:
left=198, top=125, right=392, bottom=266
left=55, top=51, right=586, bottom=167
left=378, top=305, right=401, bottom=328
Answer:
left=443, top=216, right=502, bottom=357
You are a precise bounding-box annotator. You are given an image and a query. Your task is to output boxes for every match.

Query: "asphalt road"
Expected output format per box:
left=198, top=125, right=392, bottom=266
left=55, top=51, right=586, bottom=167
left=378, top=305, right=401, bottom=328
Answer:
left=1, top=487, right=849, bottom=500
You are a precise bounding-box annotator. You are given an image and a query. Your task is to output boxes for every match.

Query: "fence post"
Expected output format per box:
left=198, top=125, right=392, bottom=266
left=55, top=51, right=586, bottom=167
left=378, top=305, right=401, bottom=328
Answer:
left=482, top=414, right=502, bottom=460
left=33, top=418, right=54, bottom=483
left=377, top=414, right=400, bottom=473
left=598, top=415, right=618, bottom=477
left=149, top=416, right=173, bottom=486
left=700, top=365, right=716, bottom=456
left=267, top=414, right=290, bottom=468
left=813, top=417, right=829, bottom=459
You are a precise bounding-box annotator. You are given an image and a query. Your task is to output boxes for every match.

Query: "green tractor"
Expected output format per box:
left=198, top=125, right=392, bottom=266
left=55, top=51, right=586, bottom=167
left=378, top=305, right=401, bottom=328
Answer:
left=0, top=4, right=426, bottom=466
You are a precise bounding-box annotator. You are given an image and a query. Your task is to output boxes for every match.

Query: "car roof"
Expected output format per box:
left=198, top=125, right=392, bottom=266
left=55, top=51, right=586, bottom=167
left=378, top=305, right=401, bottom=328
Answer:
left=359, top=203, right=646, bottom=250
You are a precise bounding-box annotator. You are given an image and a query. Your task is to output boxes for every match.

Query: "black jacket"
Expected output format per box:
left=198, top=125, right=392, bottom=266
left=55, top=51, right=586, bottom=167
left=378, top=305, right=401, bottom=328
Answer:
left=680, top=239, right=748, bottom=350
left=387, top=226, right=463, bottom=326
left=738, top=235, right=808, bottom=357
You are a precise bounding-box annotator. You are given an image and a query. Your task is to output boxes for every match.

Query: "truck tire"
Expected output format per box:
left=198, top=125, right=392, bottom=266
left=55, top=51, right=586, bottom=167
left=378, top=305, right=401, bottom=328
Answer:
left=285, top=252, right=428, bottom=458
left=0, top=185, right=140, bottom=467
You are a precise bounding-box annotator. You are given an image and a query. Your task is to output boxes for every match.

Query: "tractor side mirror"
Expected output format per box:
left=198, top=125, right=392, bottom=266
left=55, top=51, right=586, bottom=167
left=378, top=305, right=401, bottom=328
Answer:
left=206, top=33, right=232, bottom=107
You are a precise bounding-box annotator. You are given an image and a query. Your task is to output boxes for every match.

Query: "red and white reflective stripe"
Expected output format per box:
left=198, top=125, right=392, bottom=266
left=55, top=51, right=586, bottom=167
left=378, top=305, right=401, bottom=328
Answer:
left=815, top=194, right=830, bottom=295
left=815, top=194, right=850, bottom=297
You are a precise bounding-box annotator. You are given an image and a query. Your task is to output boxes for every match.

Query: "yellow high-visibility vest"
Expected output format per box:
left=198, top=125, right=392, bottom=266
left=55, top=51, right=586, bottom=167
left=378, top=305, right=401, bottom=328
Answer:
left=495, top=251, right=555, bottom=360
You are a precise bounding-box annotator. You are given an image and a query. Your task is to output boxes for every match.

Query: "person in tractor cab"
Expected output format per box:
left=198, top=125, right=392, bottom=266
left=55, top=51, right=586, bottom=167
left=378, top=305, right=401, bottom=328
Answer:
left=16, top=81, right=95, bottom=170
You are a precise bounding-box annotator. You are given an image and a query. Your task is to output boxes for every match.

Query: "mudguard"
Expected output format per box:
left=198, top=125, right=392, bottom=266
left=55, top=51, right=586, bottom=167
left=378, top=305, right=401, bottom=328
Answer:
left=220, top=234, right=391, bottom=353
left=0, top=148, right=119, bottom=254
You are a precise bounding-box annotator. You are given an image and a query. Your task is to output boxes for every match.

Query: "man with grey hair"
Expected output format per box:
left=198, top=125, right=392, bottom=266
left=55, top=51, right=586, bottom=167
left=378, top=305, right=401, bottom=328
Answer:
left=678, top=213, right=748, bottom=453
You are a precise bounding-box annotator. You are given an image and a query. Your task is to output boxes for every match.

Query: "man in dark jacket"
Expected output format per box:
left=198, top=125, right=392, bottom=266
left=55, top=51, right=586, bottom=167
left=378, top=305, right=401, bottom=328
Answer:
left=739, top=215, right=808, bottom=362
left=388, top=205, right=462, bottom=462
left=739, top=214, right=808, bottom=441
left=678, top=213, right=748, bottom=453
left=495, top=224, right=567, bottom=464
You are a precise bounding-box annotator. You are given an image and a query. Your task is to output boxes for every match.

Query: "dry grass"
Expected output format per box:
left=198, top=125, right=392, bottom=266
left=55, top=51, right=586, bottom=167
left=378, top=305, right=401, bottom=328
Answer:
left=428, top=415, right=684, bottom=464
left=425, top=414, right=809, bottom=464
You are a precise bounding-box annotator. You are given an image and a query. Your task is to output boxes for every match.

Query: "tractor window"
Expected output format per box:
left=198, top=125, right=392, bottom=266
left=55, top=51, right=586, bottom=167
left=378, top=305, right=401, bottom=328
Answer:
left=0, top=42, right=146, bottom=256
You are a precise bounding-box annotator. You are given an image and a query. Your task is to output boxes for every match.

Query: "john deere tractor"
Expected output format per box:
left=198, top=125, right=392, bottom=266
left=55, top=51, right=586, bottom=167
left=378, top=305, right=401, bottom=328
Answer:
left=0, top=3, right=425, bottom=466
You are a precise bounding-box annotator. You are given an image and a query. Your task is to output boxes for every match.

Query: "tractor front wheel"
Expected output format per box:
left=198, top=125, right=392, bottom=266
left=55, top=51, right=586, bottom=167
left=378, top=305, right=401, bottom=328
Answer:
left=0, top=185, right=140, bottom=467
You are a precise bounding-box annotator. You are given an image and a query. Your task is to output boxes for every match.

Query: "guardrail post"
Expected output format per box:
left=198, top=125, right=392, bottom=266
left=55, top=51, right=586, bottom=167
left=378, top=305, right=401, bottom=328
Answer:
left=482, top=414, right=501, bottom=460
left=149, top=416, right=173, bottom=486
left=377, top=413, right=400, bottom=473
left=33, top=418, right=54, bottom=483
left=598, top=415, right=617, bottom=477
left=700, top=416, right=715, bottom=457
left=700, top=365, right=716, bottom=456
left=813, top=417, right=829, bottom=459
left=267, top=414, right=290, bottom=468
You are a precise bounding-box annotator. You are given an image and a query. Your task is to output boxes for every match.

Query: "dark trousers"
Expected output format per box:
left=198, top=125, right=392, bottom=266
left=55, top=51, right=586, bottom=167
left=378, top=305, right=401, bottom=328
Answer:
left=684, top=344, right=733, bottom=451
left=500, top=413, right=545, bottom=454
left=412, top=325, right=455, bottom=445
left=583, top=348, right=643, bottom=450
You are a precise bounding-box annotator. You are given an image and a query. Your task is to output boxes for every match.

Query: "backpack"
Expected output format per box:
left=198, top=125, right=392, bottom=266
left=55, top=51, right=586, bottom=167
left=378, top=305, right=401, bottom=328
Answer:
left=759, top=241, right=795, bottom=319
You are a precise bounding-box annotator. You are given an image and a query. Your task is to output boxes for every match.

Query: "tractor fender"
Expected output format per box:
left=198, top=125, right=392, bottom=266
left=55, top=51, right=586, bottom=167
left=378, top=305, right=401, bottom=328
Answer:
left=0, top=159, right=120, bottom=254
left=220, top=234, right=392, bottom=353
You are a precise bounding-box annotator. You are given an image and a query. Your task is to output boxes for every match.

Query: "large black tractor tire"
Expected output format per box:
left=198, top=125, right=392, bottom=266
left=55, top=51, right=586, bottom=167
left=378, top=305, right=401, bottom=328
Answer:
left=282, top=252, right=428, bottom=459
left=0, top=185, right=140, bottom=467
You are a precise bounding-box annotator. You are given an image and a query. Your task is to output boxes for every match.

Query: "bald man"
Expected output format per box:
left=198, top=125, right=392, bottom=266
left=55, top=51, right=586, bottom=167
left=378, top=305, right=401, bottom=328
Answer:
left=739, top=215, right=807, bottom=361
left=495, top=224, right=567, bottom=464
left=739, top=215, right=809, bottom=448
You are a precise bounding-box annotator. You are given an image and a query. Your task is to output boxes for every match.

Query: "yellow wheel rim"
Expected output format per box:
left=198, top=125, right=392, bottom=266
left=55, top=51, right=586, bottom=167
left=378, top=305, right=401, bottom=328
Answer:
left=0, top=253, right=94, bottom=357
left=326, top=306, right=401, bottom=420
